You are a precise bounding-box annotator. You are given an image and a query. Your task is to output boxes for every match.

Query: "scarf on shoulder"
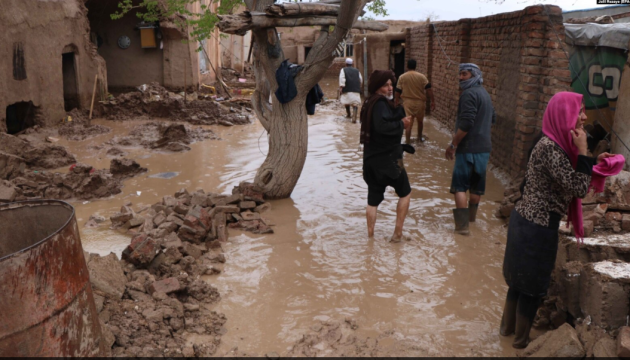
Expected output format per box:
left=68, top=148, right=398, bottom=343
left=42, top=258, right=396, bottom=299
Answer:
left=542, top=92, right=623, bottom=245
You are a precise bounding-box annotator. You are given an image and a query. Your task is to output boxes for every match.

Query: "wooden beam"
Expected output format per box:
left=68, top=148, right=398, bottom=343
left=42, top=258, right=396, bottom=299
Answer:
left=266, top=3, right=341, bottom=17
left=218, top=13, right=388, bottom=35
left=265, top=2, right=365, bottom=17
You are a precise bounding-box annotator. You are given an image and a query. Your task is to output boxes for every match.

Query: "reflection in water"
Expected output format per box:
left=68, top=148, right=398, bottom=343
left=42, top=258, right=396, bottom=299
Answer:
left=66, top=102, right=514, bottom=356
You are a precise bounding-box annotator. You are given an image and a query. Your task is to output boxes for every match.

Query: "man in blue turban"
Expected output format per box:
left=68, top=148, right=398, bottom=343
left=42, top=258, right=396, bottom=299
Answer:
left=444, top=63, right=496, bottom=235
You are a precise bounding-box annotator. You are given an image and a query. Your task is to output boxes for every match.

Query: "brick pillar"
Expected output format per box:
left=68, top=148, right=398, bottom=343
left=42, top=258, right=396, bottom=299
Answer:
left=510, top=5, right=568, bottom=179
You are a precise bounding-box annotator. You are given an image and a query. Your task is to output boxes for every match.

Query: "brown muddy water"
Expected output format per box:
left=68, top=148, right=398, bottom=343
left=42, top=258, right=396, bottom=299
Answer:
left=61, top=101, right=516, bottom=356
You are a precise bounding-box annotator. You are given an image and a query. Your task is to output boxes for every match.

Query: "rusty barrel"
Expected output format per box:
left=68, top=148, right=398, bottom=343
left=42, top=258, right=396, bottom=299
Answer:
left=0, top=200, right=107, bottom=357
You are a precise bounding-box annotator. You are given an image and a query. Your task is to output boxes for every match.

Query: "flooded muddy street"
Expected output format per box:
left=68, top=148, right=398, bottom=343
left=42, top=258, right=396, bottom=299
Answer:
left=65, top=101, right=514, bottom=356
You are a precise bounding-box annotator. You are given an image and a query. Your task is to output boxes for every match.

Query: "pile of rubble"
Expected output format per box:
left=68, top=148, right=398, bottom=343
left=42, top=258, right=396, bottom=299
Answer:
left=0, top=132, right=144, bottom=202
left=107, top=122, right=217, bottom=153
left=86, top=183, right=273, bottom=356
left=0, top=158, right=146, bottom=202
left=58, top=109, right=111, bottom=141
left=0, top=132, right=75, bottom=177
left=99, top=82, right=251, bottom=126
left=108, top=182, right=273, bottom=237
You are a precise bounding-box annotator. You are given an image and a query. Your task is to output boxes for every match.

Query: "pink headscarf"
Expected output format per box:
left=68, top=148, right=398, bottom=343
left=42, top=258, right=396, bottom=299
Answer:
left=542, top=92, right=585, bottom=242
left=542, top=92, right=623, bottom=243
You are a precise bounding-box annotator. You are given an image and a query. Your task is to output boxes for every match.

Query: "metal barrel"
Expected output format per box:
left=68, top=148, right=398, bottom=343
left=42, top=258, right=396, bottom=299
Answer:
left=0, top=200, right=107, bottom=357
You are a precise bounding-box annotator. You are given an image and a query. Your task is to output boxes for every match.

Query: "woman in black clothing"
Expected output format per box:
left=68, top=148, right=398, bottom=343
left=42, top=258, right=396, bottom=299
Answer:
left=359, top=70, right=411, bottom=242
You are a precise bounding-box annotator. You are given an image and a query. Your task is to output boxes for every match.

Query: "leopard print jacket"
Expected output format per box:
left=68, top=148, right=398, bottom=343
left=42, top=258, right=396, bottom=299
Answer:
left=515, top=136, right=592, bottom=227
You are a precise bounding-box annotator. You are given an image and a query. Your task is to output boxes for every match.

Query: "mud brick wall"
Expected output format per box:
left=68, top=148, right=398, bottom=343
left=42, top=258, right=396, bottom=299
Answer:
left=406, top=5, right=571, bottom=179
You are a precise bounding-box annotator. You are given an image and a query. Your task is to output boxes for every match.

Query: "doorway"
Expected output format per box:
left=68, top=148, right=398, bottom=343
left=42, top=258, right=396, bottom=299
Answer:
left=6, top=101, right=36, bottom=135
left=390, top=40, right=405, bottom=81
left=62, top=52, right=80, bottom=111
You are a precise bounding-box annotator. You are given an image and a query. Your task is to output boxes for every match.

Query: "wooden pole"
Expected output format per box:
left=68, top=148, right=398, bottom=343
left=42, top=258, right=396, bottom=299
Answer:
left=184, top=58, right=187, bottom=105
left=88, top=74, right=98, bottom=125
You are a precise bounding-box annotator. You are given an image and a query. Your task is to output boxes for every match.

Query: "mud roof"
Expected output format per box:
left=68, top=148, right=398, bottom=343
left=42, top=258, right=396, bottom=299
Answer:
left=564, top=23, right=630, bottom=50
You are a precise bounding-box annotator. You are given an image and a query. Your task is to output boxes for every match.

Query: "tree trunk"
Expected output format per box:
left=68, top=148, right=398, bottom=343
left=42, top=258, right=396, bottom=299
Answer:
left=246, top=0, right=366, bottom=199
left=254, top=96, right=309, bottom=199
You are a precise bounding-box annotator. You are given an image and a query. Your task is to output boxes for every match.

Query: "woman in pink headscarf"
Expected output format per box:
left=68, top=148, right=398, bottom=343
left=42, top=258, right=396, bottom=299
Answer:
left=499, top=91, right=613, bottom=349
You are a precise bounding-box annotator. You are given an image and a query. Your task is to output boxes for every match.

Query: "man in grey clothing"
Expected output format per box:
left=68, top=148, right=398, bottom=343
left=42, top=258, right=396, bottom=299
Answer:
left=444, top=63, right=496, bottom=235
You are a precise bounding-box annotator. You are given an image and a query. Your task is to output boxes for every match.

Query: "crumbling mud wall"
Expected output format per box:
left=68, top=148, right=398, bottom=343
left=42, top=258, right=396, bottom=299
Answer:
left=85, top=0, right=200, bottom=92
left=0, top=0, right=107, bottom=131
left=406, top=5, right=571, bottom=179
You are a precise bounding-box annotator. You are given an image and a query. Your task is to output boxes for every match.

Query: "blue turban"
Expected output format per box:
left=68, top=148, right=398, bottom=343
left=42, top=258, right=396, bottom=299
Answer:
left=459, top=63, right=483, bottom=90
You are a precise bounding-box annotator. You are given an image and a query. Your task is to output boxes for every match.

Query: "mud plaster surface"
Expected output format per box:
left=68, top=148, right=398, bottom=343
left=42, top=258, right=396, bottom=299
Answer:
left=568, top=234, right=630, bottom=249
left=593, top=261, right=630, bottom=280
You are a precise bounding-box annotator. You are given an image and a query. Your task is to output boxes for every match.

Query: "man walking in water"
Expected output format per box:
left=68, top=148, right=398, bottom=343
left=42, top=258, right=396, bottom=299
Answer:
left=395, top=59, right=435, bottom=143
left=339, top=58, right=363, bottom=123
left=360, top=70, right=412, bottom=242
left=445, top=63, right=496, bottom=235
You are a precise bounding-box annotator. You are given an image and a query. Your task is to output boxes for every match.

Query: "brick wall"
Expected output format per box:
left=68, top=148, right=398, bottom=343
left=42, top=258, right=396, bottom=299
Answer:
left=406, top=5, right=571, bottom=179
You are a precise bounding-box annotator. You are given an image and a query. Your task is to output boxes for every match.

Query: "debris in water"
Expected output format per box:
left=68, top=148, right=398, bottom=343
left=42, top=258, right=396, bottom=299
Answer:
left=149, top=172, right=180, bottom=179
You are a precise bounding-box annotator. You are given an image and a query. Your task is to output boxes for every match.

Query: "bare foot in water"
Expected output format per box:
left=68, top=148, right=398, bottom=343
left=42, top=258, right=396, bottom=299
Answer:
left=390, top=234, right=403, bottom=243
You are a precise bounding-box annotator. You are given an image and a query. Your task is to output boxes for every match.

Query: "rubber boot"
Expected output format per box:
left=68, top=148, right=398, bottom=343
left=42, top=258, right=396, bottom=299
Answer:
left=352, top=106, right=358, bottom=123
left=513, top=313, right=533, bottom=349
left=452, top=208, right=470, bottom=235
left=499, top=296, right=517, bottom=336
left=345, top=106, right=352, bottom=118
left=469, top=203, right=479, bottom=222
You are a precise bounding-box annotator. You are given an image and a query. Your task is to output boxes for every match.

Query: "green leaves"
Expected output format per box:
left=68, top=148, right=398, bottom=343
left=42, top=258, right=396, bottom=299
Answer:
left=112, top=0, right=244, bottom=49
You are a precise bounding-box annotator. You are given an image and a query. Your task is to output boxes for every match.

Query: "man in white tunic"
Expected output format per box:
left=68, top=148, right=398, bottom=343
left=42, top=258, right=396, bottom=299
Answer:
left=339, top=58, right=363, bottom=123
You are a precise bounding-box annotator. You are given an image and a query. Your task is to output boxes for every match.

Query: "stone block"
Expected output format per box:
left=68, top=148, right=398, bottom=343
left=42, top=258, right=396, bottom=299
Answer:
left=593, top=337, right=617, bottom=358
left=124, top=216, right=145, bottom=229
left=254, top=202, right=272, bottom=214
left=153, top=212, right=167, bottom=227
left=180, top=242, right=203, bottom=259
left=162, top=232, right=182, bottom=249
left=518, top=323, right=585, bottom=357
left=239, top=201, right=257, bottom=210
left=191, top=192, right=207, bottom=207
left=241, top=211, right=261, bottom=221
left=110, top=212, right=133, bottom=229
left=122, top=234, right=158, bottom=267
left=173, top=203, right=189, bottom=215
left=215, top=205, right=239, bottom=213
left=178, top=225, right=205, bottom=243
left=214, top=193, right=242, bottom=206
left=0, top=182, right=17, bottom=202
left=148, top=277, right=182, bottom=294
left=87, top=253, right=127, bottom=300
left=622, top=214, right=630, bottom=231
left=618, top=326, right=630, bottom=358
left=579, top=261, right=630, bottom=330
left=166, top=213, right=184, bottom=227
left=163, top=195, right=179, bottom=208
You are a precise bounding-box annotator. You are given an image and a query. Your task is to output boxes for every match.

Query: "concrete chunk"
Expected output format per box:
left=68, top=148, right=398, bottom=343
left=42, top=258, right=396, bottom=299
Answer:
left=87, top=253, right=127, bottom=300
left=518, top=323, right=585, bottom=357
left=148, top=277, right=182, bottom=294
left=579, top=261, right=630, bottom=330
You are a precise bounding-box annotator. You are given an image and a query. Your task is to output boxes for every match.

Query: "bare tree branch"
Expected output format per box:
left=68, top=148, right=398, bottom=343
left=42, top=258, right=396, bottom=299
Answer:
left=296, top=0, right=365, bottom=93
